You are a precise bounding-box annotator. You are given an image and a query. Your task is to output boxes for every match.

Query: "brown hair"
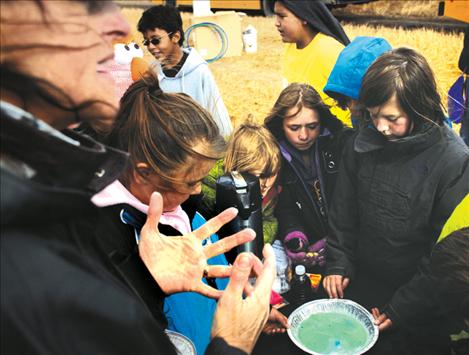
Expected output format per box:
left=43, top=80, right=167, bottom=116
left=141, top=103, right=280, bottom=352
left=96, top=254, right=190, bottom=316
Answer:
left=110, top=72, right=226, bottom=185
left=360, top=47, right=446, bottom=131
left=224, top=123, right=281, bottom=178
left=0, top=1, right=118, bottom=129
left=264, top=83, right=343, bottom=140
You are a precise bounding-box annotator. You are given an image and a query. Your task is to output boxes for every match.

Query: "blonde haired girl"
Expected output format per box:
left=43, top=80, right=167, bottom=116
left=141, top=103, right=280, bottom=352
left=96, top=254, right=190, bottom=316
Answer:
left=201, top=123, right=281, bottom=245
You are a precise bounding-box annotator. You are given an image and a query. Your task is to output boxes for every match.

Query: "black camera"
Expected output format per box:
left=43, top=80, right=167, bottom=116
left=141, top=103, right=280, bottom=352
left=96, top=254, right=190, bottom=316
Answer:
left=215, top=171, right=264, bottom=263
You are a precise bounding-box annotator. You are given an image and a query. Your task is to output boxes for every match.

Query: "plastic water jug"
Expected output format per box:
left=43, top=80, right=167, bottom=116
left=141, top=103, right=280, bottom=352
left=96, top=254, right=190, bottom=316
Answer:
left=242, top=25, right=257, bottom=53
left=193, top=0, right=212, bottom=17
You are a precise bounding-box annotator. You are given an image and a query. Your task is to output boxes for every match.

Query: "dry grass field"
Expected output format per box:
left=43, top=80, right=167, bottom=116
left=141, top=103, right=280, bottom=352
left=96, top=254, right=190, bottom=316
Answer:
left=121, top=4, right=464, bottom=128
left=332, top=0, right=440, bottom=18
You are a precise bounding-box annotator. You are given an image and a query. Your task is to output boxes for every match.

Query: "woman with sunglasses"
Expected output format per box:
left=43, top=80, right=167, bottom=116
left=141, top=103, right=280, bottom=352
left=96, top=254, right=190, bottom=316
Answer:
left=138, top=5, right=232, bottom=137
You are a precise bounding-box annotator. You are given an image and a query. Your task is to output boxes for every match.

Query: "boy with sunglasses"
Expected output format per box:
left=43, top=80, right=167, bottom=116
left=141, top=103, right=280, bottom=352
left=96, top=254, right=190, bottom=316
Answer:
left=138, top=5, right=232, bottom=137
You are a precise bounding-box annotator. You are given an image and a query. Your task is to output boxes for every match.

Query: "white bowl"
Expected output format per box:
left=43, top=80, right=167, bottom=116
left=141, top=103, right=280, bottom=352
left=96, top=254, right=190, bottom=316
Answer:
left=287, top=299, right=379, bottom=355
left=164, top=329, right=196, bottom=355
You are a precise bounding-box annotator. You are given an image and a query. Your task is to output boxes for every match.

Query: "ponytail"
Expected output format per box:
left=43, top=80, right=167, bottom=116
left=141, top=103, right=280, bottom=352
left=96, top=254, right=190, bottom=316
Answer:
left=110, top=72, right=226, bottom=184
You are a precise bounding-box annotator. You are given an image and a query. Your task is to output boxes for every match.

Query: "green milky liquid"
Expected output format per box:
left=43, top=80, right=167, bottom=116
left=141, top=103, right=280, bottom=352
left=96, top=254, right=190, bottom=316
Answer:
left=297, top=312, right=368, bottom=354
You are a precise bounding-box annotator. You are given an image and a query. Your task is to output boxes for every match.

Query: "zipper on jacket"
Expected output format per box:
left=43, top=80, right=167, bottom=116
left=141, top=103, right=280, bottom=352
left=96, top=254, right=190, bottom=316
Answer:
left=283, top=146, right=327, bottom=233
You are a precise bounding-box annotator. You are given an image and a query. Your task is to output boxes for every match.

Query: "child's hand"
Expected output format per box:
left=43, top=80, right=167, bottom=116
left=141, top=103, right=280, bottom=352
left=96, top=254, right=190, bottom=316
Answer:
left=323, top=275, right=349, bottom=299
left=263, top=308, right=289, bottom=335
left=371, top=308, right=393, bottom=331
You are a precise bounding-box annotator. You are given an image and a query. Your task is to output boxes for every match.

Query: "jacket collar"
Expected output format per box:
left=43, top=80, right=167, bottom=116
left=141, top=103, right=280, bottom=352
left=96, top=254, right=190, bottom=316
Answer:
left=354, top=123, right=442, bottom=155
left=155, top=47, right=205, bottom=79
left=279, top=128, right=331, bottom=162
left=1, top=101, right=128, bottom=195
left=91, top=180, right=191, bottom=235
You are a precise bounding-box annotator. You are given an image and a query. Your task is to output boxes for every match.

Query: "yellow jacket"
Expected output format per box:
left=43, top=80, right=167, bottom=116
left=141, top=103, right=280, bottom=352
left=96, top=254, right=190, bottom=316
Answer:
left=283, top=33, right=351, bottom=126
left=437, top=193, right=469, bottom=243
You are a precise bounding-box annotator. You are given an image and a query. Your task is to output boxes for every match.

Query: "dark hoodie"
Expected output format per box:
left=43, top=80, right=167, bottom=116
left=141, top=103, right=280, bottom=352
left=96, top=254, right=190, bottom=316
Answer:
left=274, top=0, right=350, bottom=45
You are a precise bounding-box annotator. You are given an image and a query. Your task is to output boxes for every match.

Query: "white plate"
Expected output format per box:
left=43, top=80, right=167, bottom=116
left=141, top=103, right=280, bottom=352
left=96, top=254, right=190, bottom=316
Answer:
left=165, top=329, right=196, bottom=355
left=287, top=299, right=379, bottom=355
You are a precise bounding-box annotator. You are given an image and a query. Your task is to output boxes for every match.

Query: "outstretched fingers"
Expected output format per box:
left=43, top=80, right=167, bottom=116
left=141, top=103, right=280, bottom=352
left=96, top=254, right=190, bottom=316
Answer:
left=193, top=207, right=239, bottom=242
left=141, top=192, right=163, bottom=236
left=204, top=228, right=255, bottom=259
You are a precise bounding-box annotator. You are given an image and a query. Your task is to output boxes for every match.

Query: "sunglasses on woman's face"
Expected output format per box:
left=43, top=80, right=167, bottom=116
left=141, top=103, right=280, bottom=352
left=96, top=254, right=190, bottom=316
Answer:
left=142, top=32, right=173, bottom=47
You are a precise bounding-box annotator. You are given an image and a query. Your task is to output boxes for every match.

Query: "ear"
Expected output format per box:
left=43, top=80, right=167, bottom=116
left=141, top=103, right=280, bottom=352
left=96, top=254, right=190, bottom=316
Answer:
left=172, top=31, right=181, bottom=44
left=133, top=162, right=152, bottom=185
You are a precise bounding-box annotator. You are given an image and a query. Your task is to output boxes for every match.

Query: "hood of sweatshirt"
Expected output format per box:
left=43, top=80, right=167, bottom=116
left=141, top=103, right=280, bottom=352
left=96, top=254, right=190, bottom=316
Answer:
left=92, top=180, right=191, bottom=235
left=324, top=36, right=392, bottom=100
left=155, top=47, right=206, bottom=80
left=152, top=47, right=207, bottom=96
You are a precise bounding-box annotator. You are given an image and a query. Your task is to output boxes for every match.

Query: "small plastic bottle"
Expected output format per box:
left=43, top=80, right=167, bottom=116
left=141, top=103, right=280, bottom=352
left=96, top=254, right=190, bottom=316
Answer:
left=291, top=265, right=313, bottom=307
left=272, top=240, right=291, bottom=294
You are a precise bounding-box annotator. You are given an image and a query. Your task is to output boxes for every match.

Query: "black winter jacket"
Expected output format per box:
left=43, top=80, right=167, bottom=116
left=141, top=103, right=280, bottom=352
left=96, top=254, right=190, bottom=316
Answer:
left=326, top=124, right=469, bottom=327
left=276, top=130, right=352, bottom=242
left=274, top=125, right=353, bottom=273
left=0, top=103, right=244, bottom=355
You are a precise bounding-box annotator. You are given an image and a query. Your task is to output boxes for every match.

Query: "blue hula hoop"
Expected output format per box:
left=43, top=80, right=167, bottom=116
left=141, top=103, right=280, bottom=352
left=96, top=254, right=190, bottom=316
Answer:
left=184, top=22, right=228, bottom=63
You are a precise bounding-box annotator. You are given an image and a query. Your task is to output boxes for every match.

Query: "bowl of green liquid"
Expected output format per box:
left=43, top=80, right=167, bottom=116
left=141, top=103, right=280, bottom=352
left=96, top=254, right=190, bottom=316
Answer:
left=287, top=299, right=378, bottom=355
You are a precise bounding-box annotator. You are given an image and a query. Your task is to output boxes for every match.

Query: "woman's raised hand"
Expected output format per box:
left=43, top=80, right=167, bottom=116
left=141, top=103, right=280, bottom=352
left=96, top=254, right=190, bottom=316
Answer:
left=211, top=245, right=277, bottom=353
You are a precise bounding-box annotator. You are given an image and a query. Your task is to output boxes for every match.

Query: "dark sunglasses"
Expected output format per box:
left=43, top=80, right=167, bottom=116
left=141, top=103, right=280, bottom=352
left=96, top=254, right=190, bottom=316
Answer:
left=142, top=32, right=173, bottom=47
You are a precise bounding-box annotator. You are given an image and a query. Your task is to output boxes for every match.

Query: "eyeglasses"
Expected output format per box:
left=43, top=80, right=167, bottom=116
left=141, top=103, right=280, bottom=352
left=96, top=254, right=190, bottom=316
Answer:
left=142, top=32, right=173, bottom=47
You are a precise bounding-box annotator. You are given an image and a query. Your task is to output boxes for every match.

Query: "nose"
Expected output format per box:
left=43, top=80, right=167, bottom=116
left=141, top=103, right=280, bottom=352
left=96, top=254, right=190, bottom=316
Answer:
left=298, top=127, right=308, bottom=140
left=275, top=16, right=281, bottom=27
left=374, top=118, right=389, bottom=134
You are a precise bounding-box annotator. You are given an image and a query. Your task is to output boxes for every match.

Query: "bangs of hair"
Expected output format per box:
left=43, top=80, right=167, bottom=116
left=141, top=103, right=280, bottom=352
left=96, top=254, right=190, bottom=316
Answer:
left=137, top=5, right=184, bottom=46
left=360, top=47, right=446, bottom=128
left=265, top=83, right=343, bottom=138
left=360, top=67, right=401, bottom=110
